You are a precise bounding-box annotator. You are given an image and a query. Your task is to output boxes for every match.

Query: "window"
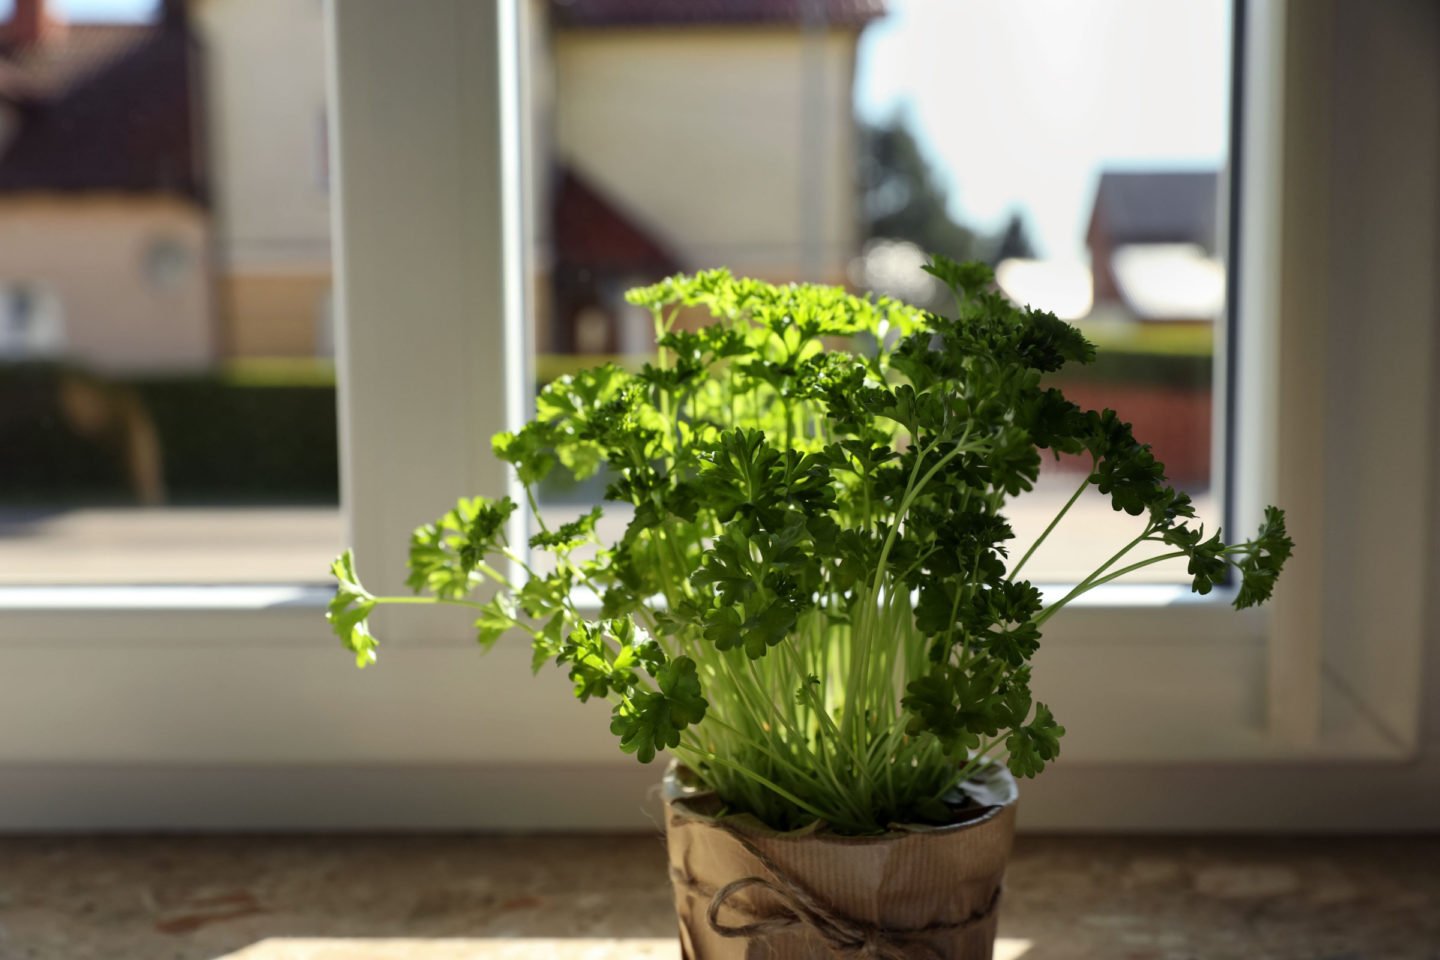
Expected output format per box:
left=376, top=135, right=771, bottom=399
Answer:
left=0, top=283, right=63, bottom=358
left=323, top=0, right=1435, bottom=811
left=529, top=0, right=1233, bottom=585
left=0, top=0, right=1434, bottom=832
left=0, top=0, right=339, bottom=585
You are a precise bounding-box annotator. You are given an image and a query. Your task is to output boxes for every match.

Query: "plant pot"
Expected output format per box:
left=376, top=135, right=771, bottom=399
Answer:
left=663, top=762, right=1018, bottom=959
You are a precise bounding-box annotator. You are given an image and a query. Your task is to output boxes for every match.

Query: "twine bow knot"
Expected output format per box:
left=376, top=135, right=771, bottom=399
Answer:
left=707, top=874, right=947, bottom=959
left=674, top=824, right=1002, bottom=960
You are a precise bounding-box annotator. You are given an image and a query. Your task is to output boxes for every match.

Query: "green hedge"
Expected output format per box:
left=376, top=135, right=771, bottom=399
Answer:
left=0, top=342, right=1207, bottom=507
left=0, top=364, right=338, bottom=505
left=138, top=378, right=339, bottom=502
left=1051, top=349, right=1214, bottom=390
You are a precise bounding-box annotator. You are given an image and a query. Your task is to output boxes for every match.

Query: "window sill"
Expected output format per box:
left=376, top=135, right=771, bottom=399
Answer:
left=0, top=584, right=332, bottom=612
left=0, top=581, right=1255, bottom=648
left=0, top=583, right=1410, bottom=824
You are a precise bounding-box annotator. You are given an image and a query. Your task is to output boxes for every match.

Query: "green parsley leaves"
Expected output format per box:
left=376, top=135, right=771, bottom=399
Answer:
left=326, top=256, right=1289, bottom=832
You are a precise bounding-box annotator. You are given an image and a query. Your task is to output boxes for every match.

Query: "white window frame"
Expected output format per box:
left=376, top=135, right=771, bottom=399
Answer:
left=0, top=0, right=1435, bottom=831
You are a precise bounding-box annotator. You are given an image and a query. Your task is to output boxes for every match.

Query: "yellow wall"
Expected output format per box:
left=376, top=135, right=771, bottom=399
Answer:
left=0, top=197, right=212, bottom=373
left=552, top=28, right=862, bottom=281
left=220, top=271, right=331, bottom=359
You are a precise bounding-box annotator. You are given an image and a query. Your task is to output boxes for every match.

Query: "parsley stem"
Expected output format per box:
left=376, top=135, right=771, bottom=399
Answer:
left=372, top=594, right=487, bottom=609
left=688, top=749, right=842, bottom=828
left=1009, top=468, right=1092, bottom=581
left=524, top=486, right=550, bottom=536
left=1034, top=549, right=1189, bottom=626
left=949, top=738, right=1006, bottom=792
left=1029, top=523, right=1153, bottom=627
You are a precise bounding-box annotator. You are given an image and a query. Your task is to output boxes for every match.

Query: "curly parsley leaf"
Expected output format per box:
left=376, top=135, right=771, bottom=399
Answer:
left=1006, top=703, right=1064, bottom=778
left=1234, top=507, right=1294, bottom=609
left=406, top=496, right=516, bottom=599
left=474, top=593, right=518, bottom=650
left=529, top=506, right=603, bottom=554
left=609, top=656, right=708, bottom=763
left=327, top=551, right=378, bottom=667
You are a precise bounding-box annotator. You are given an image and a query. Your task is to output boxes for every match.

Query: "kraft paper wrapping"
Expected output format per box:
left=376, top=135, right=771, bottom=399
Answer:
left=663, top=763, right=1018, bottom=960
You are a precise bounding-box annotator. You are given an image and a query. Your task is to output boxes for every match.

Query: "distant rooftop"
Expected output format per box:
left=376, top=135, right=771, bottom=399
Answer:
left=553, top=166, right=680, bottom=272
left=551, top=0, right=886, bottom=29
left=1087, top=170, right=1220, bottom=251
left=0, top=5, right=203, bottom=202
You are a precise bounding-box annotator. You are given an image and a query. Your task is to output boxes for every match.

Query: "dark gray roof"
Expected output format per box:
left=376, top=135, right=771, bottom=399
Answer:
left=0, top=22, right=206, bottom=202
left=551, top=0, right=886, bottom=29
left=1088, top=171, right=1220, bottom=250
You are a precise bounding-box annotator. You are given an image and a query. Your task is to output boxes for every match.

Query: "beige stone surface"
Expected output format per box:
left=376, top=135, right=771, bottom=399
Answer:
left=0, top=833, right=1435, bottom=959
left=217, top=939, right=679, bottom=959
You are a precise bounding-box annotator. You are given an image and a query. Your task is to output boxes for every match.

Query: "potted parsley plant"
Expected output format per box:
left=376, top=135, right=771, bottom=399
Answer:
left=328, top=257, right=1291, bottom=959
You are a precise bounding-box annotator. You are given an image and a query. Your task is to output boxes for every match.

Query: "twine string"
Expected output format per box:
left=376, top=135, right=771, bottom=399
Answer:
left=670, top=819, right=1002, bottom=960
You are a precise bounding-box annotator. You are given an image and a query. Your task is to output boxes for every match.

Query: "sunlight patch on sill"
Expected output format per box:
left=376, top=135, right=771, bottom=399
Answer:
left=217, top=939, right=679, bottom=959
left=0, top=583, right=332, bottom=611
left=217, top=937, right=1035, bottom=959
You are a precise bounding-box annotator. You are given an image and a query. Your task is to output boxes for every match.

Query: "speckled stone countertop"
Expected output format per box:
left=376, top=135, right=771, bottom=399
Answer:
left=0, top=834, right=1435, bottom=960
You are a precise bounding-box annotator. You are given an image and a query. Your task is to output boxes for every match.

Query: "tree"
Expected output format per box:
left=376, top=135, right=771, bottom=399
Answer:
left=859, top=118, right=1036, bottom=271
left=991, top=210, right=1037, bottom=263
left=858, top=116, right=986, bottom=263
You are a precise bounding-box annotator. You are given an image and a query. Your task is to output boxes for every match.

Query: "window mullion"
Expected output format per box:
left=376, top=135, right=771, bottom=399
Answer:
left=1242, top=0, right=1327, bottom=747
left=328, top=0, right=524, bottom=639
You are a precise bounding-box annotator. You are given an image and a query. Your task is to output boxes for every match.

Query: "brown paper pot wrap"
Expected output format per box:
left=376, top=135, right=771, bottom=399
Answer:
left=663, top=762, right=1018, bottom=960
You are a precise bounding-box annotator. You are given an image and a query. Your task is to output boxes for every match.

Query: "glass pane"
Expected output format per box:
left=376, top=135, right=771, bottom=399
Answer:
left=0, top=0, right=339, bottom=584
left=528, top=0, right=1229, bottom=584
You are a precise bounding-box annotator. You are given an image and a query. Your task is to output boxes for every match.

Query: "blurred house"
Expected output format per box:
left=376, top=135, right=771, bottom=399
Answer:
left=0, top=0, right=883, bottom=369
left=0, top=0, right=211, bottom=373
left=548, top=165, right=681, bottom=356
left=533, top=0, right=884, bottom=354
left=1085, top=170, right=1224, bottom=323
left=195, top=0, right=884, bottom=361
left=191, top=0, right=332, bottom=360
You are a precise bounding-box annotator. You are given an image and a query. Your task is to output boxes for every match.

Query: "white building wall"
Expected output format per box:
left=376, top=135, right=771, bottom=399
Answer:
left=194, top=0, right=332, bottom=275
left=553, top=28, right=861, bottom=282
left=0, top=198, right=211, bottom=373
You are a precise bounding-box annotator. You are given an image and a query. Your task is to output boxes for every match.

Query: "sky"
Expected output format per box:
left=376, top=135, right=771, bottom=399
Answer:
left=855, top=0, right=1230, bottom=260
left=0, top=0, right=153, bottom=21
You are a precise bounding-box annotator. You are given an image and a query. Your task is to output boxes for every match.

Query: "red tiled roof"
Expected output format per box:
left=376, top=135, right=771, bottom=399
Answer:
left=554, top=167, right=681, bottom=272
left=552, top=0, right=886, bottom=29
left=1, top=24, right=143, bottom=100
left=0, top=23, right=206, bottom=201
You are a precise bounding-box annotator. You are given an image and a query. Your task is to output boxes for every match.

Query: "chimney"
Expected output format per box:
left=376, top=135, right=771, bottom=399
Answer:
left=1, top=0, right=61, bottom=49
